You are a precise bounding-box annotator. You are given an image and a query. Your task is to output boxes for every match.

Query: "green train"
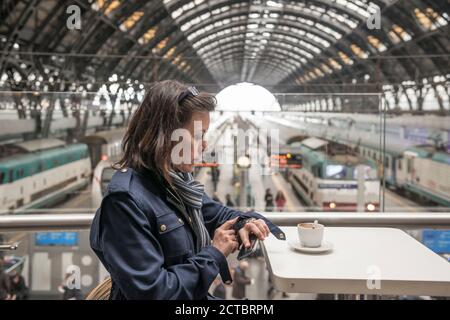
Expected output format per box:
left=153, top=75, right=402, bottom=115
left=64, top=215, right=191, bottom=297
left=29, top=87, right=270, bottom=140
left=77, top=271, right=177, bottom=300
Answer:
left=289, top=137, right=380, bottom=212
left=0, top=139, right=91, bottom=212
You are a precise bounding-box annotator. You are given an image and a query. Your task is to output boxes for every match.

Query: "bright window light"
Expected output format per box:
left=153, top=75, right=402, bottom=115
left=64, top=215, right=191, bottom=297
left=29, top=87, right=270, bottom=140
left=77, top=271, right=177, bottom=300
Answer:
left=216, top=82, right=281, bottom=111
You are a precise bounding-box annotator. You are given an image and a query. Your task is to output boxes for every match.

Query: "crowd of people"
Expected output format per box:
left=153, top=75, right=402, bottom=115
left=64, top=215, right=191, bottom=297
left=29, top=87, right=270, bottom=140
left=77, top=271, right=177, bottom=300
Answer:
left=209, top=164, right=288, bottom=213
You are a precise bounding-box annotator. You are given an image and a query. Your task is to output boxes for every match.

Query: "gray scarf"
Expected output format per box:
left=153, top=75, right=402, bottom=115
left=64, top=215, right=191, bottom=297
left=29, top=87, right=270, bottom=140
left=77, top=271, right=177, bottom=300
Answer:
left=168, top=169, right=211, bottom=253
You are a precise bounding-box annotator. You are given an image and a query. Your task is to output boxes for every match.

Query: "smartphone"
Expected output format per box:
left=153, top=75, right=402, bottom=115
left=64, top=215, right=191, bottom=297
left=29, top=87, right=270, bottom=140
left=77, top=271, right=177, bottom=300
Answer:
left=237, top=235, right=259, bottom=260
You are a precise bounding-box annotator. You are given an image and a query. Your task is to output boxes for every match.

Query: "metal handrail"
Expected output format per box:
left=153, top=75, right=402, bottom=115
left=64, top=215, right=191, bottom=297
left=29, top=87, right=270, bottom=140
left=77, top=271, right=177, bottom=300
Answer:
left=0, top=243, right=19, bottom=251
left=4, top=256, right=26, bottom=274
left=0, top=212, right=449, bottom=232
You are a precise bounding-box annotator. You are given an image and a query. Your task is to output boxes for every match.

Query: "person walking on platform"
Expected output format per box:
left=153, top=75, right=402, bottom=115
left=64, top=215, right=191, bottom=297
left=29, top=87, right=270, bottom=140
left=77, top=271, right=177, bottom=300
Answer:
left=264, top=188, right=274, bottom=212
left=225, top=193, right=235, bottom=208
left=211, top=162, right=220, bottom=192
left=89, top=80, right=284, bottom=300
left=275, top=190, right=286, bottom=212
left=9, top=270, right=29, bottom=300
left=232, top=261, right=252, bottom=300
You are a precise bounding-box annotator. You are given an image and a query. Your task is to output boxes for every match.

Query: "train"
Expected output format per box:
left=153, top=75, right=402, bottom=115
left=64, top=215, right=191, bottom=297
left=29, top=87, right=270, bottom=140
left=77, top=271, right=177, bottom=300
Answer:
left=79, top=128, right=125, bottom=169
left=91, top=158, right=116, bottom=208
left=289, top=133, right=450, bottom=209
left=0, top=129, right=126, bottom=212
left=353, top=141, right=450, bottom=207
left=263, top=114, right=450, bottom=209
left=0, top=139, right=91, bottom=212
left=288, top=137, right=380, bottom=212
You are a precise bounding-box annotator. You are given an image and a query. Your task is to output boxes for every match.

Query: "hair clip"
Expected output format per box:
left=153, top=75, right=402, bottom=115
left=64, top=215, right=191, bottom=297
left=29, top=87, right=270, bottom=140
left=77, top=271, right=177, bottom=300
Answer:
left=178, top=86, right=199, bottom=104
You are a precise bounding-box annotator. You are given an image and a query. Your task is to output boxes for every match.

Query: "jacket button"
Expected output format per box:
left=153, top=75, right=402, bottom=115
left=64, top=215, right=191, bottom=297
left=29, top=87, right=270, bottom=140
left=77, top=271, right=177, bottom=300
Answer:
left=160, top=224, right=167, bottom=232
left=178, top=218, right=183, bottom=224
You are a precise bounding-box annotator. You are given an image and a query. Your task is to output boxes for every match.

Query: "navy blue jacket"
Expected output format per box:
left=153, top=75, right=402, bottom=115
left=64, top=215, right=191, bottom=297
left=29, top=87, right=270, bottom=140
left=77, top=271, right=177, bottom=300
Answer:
left=90, top=167, right=285, bottom=300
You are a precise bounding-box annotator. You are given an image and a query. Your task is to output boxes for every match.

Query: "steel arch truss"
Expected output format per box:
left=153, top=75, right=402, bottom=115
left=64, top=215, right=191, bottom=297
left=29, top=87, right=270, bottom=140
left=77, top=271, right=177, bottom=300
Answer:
left=0, top=0, right=448, bottom=100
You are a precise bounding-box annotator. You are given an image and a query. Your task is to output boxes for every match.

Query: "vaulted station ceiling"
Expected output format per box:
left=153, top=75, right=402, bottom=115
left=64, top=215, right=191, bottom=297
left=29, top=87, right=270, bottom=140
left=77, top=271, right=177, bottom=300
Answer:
left=0, top=0, right=448, bottom=94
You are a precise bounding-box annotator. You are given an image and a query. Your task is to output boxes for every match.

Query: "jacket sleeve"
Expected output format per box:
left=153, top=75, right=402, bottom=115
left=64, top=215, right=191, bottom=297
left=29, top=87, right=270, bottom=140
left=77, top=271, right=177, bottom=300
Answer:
left=201, top=193, right=286, bottom=240
left=98, top=192, right=227, bottom=300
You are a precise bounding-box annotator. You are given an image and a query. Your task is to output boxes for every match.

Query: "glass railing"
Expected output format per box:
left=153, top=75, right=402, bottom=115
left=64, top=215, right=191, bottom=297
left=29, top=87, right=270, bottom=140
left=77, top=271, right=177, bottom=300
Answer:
left=0, top=90, right=449, bottom=300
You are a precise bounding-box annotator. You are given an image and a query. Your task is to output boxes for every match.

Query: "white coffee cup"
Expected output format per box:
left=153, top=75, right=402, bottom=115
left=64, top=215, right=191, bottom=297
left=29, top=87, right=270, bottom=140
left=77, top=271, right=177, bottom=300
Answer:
left=297, top=222, right=324, bottom=248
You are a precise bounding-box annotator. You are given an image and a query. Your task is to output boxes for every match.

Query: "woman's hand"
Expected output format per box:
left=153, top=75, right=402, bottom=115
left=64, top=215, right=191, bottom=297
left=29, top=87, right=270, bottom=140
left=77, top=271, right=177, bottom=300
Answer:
left=212, top=217, right=239, bottom=257
left=239, top=218, right=270, bottom=248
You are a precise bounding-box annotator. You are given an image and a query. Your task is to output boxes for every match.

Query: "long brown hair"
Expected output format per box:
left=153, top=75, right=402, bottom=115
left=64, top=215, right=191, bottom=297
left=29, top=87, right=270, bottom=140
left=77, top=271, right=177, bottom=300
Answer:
left=114, top=80, right=216, bottom=183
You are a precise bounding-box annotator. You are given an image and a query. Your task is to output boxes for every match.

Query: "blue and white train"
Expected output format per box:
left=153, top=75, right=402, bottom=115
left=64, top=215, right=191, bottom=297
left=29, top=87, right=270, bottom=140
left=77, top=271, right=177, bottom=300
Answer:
left=289, top=137, right=380, bottom=212
left=354, top=142, right=450, bottom=207
left=0, top=128, right=127, bottom=212
left=0, top=139, right=91, bottom=212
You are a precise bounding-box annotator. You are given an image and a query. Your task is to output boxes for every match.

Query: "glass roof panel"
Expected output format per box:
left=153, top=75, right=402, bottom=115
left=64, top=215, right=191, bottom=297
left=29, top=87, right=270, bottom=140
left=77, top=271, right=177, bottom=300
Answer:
left=158, top=0, right=437, bottom=85
left=367, top=36, right=387, bottom=52
left=120, top=11, right=143, bottom=31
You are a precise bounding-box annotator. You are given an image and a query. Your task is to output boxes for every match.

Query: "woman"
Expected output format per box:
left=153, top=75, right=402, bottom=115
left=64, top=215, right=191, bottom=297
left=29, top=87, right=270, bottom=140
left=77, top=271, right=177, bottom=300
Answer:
left=264, top=188, right=274, bottom=212
left=90, top=80, right=284, bottom=300
left=275, top=190, right=286, bottom=212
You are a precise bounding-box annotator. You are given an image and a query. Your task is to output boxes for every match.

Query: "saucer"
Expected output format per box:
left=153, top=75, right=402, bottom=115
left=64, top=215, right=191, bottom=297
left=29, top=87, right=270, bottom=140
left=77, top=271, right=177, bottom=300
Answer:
left=288, top=240, right=333, bottom=253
